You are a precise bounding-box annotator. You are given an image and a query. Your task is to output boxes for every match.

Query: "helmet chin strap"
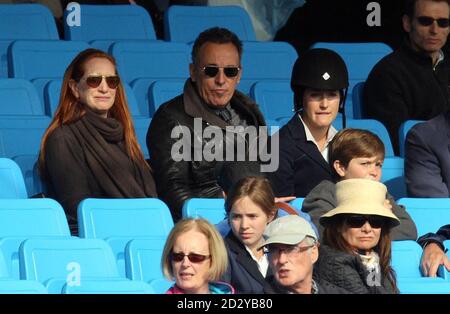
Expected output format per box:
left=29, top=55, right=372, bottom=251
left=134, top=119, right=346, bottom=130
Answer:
left=339, top=88, right=348, bottom=129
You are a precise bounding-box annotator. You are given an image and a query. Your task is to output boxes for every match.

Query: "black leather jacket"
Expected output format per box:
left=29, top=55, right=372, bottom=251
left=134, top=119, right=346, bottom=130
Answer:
left=147, top=79, right=266, bottom=221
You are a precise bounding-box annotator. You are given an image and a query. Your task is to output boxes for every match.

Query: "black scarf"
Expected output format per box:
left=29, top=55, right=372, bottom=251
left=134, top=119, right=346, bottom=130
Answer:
left=68, top=109, right=157, bottom=198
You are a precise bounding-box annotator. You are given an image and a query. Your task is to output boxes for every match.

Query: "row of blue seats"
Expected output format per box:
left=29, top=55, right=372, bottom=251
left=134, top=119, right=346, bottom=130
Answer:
left=0, top=195, right=447, bottom=293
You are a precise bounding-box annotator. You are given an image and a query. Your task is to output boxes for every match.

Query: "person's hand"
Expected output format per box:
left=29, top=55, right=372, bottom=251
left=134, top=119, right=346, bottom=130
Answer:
left=420, top=243, right=450, bottom=277
left=383, top=199, right=393, bottom=211
left=274, top=196, right=296, bottom=203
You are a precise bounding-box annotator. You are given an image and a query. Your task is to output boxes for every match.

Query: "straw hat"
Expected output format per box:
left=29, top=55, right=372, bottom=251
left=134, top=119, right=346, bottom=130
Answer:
left=319, top=179, right=400, bottom=227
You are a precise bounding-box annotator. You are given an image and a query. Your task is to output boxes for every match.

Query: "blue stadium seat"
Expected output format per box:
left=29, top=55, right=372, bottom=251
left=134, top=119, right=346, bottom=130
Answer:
left=64, top=5, right=156, bottom=43
left=0, top=158, right=27, bottom=198
left=397, top=198, right=450, bottom=237
left=0, top=79, right=45, bottom=116
left=182, top=198, right=226, bottom=224
left=0, top=198, right=70, bottom=279
left=398, top=120, right=423, bottom=158
left=0, top=280, right=48, bottom=294
left=20, top=238, right=120, bottom=293
left=148, top=278, right=174, bottom=294
left=78, top=198, right=174, bottom=277
left=352, top=81, right=365, bottom=119
left=250, top=80, right=293, bottom=122
left=0, top=4, right=58, bottom=78
left=111, top=41, right=190, bottom=84
left=381, top=157, right=406, bottom=199
left=125, top=238, right=166, bottom=282
left=62, top=279, right=154, bottom=294
left=239, top=42, right=298, bottom=95
left=164, top=5, right=256, bottom=42
left=333, top=118, right=395, bottom=157
left=148, top=80, right=185, bottom=116
left=397, top=278, right=450, bottom=294
left=311, top=43, right=392, bottom=119
left=12, top=155, right=45, bottom=198
left=391, top=241, right=423, bottom=279
left=8, top=40, right=90, bottom=80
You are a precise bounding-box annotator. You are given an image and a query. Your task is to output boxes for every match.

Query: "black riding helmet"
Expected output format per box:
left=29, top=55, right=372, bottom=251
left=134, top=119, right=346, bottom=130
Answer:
left=291, top=48, right=349, bottom=119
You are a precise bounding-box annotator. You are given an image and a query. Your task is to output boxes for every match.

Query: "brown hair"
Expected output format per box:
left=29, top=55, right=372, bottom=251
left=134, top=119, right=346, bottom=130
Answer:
left=404, top=0, right=450, bottom=18
left=224, top=176, right=276, bottom=218
left=38, top=48, right=147, bottom=176
left=322, top=215, right=398, bottom=292
left=329, top=128, right=385, bottom=179
left=161, top=218, right=228, bottom=282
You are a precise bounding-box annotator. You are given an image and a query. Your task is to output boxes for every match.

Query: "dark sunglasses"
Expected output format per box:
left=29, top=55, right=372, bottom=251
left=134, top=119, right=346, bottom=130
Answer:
left=171, top=252, right=211, bottom=263
left=201, top=66, right=241, bottom=78
left=345, top=215, right=385, bottom=229
left=416, top=16, right=450, bottom=28
left=84, top=75, right=120, bottom=89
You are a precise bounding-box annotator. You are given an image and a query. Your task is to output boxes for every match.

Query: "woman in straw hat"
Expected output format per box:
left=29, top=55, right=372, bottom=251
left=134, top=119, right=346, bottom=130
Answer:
left=314, top=178, right=400, bottom=294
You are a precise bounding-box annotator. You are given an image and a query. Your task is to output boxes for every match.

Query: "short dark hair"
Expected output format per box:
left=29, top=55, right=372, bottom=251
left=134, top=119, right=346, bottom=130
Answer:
left=191, top=27, right=243, bottom=65
left=404, top=0, right=450, bottom=18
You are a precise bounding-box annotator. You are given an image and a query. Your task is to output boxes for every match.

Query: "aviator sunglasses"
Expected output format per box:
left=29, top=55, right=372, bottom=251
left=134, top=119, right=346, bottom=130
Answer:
left=171, top=252, right=211, bottom=263
left=83, top=75, right=121, bottom=89
left=416, top=16, right=450, bottom=28
left=201, top=65, right=241, bottom=78
left=345, top=215, right=384, bottom=229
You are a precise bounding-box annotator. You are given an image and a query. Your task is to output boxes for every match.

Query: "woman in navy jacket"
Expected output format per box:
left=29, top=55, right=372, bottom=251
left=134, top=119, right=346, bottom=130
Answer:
left=270, top=48, right=349, bottom=198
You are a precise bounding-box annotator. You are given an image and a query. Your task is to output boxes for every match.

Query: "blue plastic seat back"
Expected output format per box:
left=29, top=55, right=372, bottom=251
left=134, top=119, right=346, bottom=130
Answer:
left=164, top=5, right=256, bottom=42
left=148, top=80, right=185, bottom=116
left=182, top=198, right=226, bottom=225
left=125, top=237, right=166, bottom=282
left=391, top=241, right=423, bottom=279
left=0, top=4, right=58, bottom=40
left=239, top=42, right=298, bottom=95
left=62, top=279, right=154, bottom=294
left=0, top=4, right=58, bottom=78
left=0, top=249, right=9, bottom=278
left=397, top=278, right=450, bottom=294
left=0, top=158, right=27, bottom=198
left=148, top=278, right=174, bottom=294
left=398, top=120, right=423, bottom=157
left=0, top=79, right=45, bottom=116
left=19, top=238, right=119, bottom=283
left=397, top=198, right=450, bottom=237
left=351, top=81, right=365, bottom=119
left=381, top=157, right=406, bottom=199
left=11, top=155, right=45, bottom=198
left=111, top=41, right=190, bottom=84
left=311, top=42, right=392, bottom=119
left=8, top=40, right=90, bottom=80
left=64, top=4, right=156, bottom=42
left=250, top=80, right=293, bottom=122
left=333, top=118, right=394, bottom=157
left=78, top=198, right=174, bottom=238
left=0, top=280, right=48, bottom=294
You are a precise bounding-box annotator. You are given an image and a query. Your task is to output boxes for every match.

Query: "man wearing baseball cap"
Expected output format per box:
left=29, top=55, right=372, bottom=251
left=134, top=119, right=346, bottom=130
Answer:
left=260, top=215, right=347, bottom=294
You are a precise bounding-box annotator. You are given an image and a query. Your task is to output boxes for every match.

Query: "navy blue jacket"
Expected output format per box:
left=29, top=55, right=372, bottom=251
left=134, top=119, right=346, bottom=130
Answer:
left=221, top=232, right=276, bottom=294
left=269, top=115, right=334, bottom=197
left=405, top=112, right=450, bottom=197
left=417, top=225, right=450, bottom=251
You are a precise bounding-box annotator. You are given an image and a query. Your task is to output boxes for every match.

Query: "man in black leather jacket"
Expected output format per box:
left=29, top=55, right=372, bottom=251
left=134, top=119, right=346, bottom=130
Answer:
left=147, top=27, right=266, bottom=221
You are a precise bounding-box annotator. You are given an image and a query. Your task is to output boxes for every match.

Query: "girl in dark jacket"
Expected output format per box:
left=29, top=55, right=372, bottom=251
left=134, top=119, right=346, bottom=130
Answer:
left=314, top=178, right=400, bottom=294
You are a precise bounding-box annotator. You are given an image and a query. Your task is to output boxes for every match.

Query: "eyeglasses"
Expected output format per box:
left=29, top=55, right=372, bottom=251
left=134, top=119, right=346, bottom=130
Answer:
left=267, top=244, right=314, bottom=258
left=171, top=252, right=211, bottom=263
left=345, top=215, right=384, bottom=229
left=201, top=66, right=241, bottom=78
left=416, top=16, right=450, bottom=28
left=83, top=75, right=121, bottom=89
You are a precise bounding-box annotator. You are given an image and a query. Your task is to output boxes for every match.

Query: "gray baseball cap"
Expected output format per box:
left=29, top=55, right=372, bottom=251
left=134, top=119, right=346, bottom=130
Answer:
left=260, top=215, right=317, bottom=248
